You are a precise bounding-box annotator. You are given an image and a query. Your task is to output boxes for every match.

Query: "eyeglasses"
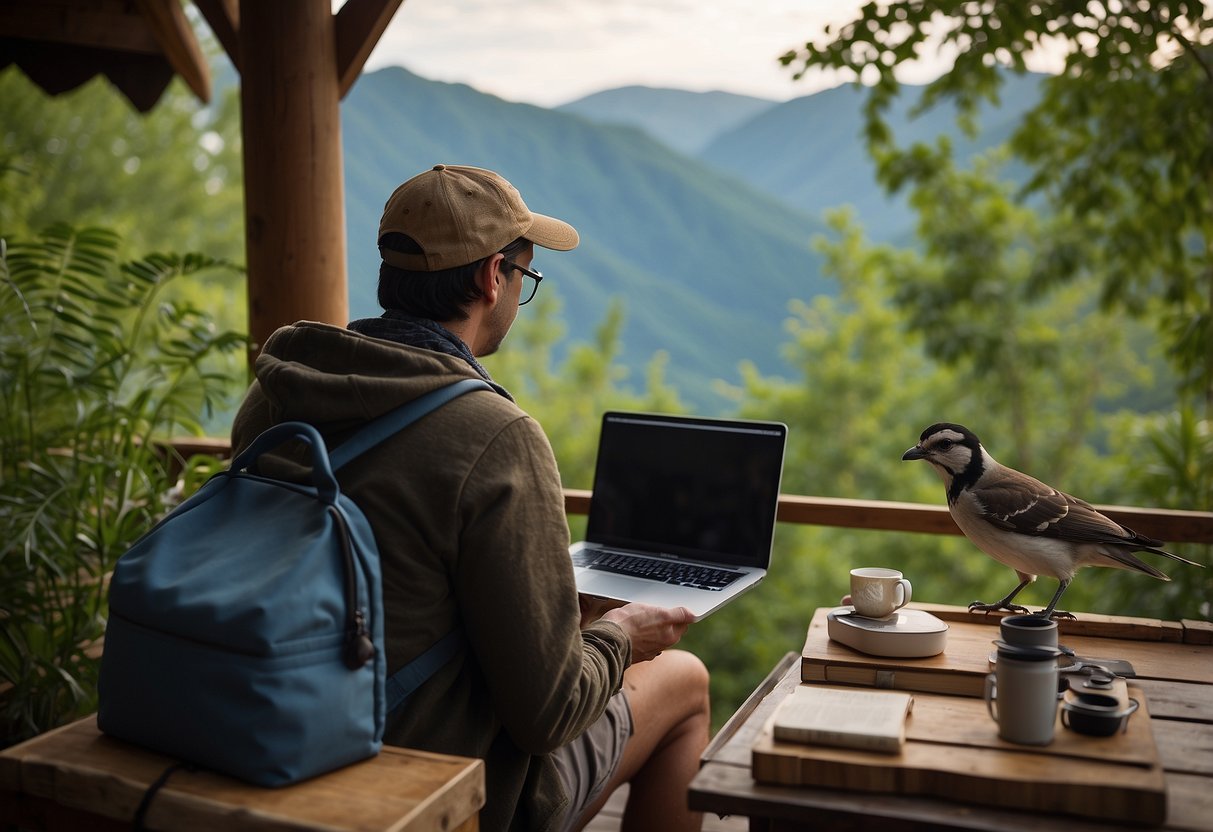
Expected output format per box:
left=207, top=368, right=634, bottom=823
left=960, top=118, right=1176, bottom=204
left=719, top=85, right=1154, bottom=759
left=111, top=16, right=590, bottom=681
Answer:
left=501, top=260, right=543, bottom=305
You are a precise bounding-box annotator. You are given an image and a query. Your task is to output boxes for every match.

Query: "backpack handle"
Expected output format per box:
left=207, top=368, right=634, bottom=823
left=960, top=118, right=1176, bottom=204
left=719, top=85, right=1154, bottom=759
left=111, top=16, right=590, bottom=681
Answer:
left=230, top=422, right=343, bottom=503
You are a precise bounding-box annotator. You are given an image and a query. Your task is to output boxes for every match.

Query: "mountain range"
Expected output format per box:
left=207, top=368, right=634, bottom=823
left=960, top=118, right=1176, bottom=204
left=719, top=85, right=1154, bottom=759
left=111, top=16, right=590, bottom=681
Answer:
left=556, top=86, right=777, bottom=156
left=340, top=67, right=1043, bottom=411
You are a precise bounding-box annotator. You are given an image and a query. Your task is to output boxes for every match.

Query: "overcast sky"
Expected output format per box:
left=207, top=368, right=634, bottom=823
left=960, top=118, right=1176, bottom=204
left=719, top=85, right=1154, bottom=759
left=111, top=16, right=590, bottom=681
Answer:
left=362, top=0, right=950, bottom=107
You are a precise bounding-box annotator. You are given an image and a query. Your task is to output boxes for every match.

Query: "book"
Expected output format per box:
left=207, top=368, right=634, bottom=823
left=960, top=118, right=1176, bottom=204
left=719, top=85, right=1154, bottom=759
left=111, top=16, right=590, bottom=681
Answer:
left=800, top=661, right=985, bottom=697
left=770, top=685, right=914, bottom=753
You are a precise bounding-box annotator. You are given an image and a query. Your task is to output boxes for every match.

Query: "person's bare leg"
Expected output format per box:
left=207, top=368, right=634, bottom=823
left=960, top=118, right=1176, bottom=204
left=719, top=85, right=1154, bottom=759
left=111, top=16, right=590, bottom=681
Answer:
left=574, top=649, right=709, bottom=832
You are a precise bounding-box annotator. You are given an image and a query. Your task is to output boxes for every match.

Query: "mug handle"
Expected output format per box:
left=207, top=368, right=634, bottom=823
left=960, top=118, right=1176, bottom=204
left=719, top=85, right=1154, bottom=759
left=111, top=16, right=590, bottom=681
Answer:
left=894, top=578, right=913, bottom=611
left=984, top=672, right=998, bottom=720
left=1120, top=698, right=1140, bottom=732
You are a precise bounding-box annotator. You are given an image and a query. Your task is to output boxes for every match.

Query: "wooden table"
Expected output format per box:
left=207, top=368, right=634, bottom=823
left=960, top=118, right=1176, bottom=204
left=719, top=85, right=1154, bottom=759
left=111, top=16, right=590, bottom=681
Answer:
left=0, top=716, right=485, bottom=831
left=689, top=605, right=1213, bottom=832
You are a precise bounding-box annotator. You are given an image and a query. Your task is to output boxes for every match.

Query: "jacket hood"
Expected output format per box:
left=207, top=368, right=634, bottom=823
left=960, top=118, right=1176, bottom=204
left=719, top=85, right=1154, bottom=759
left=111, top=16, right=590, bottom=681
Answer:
left=249, top=321, right=492, bottom=435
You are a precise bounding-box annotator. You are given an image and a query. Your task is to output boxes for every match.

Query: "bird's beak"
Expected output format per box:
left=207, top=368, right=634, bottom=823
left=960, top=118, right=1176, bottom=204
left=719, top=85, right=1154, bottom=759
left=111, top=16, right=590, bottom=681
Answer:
left=902, top=446, right=926, bottom=461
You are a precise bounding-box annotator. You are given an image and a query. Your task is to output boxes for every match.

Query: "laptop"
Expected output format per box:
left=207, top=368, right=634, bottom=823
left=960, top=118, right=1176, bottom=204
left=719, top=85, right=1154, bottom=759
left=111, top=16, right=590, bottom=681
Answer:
left=570, top=411, right=787, bottom=620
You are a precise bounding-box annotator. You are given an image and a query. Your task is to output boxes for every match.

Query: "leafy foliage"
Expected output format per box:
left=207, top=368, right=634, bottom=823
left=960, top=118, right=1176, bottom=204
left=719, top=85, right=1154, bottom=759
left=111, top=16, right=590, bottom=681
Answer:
left=0, top=224, right=245, bottom=746
left=779, top=0, right=1213, bottom=403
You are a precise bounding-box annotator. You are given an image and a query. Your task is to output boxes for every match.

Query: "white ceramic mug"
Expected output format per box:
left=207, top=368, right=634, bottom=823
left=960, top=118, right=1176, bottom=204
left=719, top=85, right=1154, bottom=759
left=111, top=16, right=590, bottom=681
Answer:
left=849, top=567, right=912, bottom=618
left=985, top=643, right=1059, bottom=746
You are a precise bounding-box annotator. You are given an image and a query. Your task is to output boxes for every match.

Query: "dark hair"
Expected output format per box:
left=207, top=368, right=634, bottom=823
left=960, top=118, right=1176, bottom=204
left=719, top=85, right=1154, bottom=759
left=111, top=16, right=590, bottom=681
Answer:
left=377, top=234, right=530, bottom=321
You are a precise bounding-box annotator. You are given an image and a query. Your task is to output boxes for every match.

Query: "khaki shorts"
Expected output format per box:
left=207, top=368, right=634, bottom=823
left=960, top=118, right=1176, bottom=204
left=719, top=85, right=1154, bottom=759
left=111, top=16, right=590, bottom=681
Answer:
left=552, top=690, right=633, bottom=832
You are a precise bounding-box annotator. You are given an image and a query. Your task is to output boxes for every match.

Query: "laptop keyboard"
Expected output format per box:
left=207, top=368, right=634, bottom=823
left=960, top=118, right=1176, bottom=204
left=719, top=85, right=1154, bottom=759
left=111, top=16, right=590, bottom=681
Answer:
left=573, top=551, right=743, bottom=591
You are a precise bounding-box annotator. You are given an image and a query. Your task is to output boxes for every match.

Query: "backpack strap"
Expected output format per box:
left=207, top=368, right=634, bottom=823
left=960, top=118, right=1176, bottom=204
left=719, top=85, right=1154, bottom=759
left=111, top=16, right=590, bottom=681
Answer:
left=385, top=629, right=466, bottom=713
left=329, top=378, right=492, bottom=471
left=324, top=378, right=490, bottom=714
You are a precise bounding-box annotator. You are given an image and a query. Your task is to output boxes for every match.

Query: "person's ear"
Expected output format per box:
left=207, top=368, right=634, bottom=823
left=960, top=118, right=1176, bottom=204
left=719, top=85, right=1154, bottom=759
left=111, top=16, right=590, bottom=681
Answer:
left=477, top=254, right=505, bottom=305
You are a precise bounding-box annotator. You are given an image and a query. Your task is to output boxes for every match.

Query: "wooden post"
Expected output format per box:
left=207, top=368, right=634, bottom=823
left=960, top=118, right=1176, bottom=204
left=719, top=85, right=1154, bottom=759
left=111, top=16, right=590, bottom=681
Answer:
left=239, top=0, right=347, bottom=361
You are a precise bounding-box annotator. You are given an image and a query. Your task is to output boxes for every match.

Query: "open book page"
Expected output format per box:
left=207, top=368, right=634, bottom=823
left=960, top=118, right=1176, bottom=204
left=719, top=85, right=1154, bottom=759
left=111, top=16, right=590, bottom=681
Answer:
left=770, top=685, right=914, bottom=754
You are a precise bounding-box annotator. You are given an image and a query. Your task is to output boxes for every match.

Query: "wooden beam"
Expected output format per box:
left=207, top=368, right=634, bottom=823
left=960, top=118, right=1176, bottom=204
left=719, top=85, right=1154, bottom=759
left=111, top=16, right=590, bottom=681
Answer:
left=0, top=0, right=159, bottom=53
left=134, top=0, right=210, bottom=103
left=239, top=0, right=348, bottom=360
left=334, top=0, right=404, bottom=99
left=193, top=0, right=240, bottom=72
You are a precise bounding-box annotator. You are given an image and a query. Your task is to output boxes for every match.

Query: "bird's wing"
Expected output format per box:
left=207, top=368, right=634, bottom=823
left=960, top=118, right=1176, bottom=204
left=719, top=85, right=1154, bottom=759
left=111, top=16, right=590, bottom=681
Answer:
left=975, top=466, right=1202, bottom=566
left=971, top=465, right=1083, bottom=537
left=975, top=467, right=1144, bottom=543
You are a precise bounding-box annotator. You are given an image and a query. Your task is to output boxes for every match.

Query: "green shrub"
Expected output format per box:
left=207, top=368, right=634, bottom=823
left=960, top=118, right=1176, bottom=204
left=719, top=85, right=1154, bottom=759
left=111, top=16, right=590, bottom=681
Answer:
left=0, top=224, right=245, bottom=747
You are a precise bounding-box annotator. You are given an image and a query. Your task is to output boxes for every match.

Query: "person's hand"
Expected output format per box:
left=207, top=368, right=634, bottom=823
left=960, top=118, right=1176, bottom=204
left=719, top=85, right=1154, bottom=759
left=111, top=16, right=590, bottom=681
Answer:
left=578, top=593, right=625, bottom=629
left=601, top=602, right=695, bottom=663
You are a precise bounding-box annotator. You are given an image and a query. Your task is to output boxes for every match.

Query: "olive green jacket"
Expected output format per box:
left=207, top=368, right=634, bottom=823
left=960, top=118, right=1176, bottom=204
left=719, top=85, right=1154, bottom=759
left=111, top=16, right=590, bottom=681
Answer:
left=231, top=322, right=630, bottom=831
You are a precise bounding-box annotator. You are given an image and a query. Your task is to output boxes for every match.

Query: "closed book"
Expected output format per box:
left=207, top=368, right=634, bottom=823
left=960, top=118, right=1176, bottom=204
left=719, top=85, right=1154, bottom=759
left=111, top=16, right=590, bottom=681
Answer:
left=770, top=685, right=914, bottom=753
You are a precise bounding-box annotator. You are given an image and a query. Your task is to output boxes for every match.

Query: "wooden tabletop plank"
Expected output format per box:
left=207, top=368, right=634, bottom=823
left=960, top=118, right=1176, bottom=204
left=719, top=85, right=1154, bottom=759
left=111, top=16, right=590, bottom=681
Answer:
left=1152, top=719, right=1213, bottom=777
left=1133, top=678, right=1213, bottom=723
left=1166, top=771, right=1213, bottom=832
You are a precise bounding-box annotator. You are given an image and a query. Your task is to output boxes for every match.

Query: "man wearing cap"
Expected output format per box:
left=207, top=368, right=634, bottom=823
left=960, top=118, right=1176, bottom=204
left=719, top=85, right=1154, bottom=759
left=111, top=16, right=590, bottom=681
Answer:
left=231, top=165, right=708, bottom=831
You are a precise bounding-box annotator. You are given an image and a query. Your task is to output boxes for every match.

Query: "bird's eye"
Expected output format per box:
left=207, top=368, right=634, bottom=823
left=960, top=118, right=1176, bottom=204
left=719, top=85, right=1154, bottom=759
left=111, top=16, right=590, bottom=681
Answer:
left=938, top=440, right=953, bottom=451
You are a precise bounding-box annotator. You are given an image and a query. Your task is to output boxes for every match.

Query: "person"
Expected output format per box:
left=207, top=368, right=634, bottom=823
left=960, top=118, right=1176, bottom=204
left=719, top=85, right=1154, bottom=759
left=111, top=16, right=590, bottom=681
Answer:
left=230, top=164, right=710, bottom=832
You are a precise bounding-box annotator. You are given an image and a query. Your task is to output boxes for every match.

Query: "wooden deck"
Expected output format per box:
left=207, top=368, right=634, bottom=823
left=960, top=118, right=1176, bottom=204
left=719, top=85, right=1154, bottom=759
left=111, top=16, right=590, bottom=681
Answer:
left=584, top=784, right=745, bottom=831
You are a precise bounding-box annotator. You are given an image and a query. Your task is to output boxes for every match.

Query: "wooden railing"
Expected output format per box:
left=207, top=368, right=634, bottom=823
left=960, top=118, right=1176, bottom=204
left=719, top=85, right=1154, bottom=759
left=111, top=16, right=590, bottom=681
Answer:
left=168, top=441, right=1213, bottom=544
left=564, top=490, right=1213, bottom=544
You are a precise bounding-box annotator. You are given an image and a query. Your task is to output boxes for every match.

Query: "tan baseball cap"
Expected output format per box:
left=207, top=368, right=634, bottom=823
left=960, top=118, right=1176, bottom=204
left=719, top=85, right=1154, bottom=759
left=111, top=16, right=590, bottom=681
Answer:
left=378, top=164, right=579, bottom=271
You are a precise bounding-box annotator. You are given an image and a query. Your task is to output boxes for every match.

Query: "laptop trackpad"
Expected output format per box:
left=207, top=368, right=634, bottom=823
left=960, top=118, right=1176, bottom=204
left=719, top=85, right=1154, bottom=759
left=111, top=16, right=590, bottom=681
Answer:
left=578, top=572, right=667, bottom=605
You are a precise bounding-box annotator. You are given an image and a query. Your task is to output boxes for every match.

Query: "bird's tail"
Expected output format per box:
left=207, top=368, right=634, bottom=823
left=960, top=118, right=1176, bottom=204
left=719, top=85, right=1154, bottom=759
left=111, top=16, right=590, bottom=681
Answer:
left=1142, top=544, right=1204, bottom=568
left=1101, top=545, right=1203, bottom=580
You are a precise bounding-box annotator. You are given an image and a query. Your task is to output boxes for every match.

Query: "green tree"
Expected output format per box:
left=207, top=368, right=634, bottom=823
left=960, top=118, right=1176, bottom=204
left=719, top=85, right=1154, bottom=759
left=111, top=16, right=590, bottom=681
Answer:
left=781, top=1, right=1212, bottom=406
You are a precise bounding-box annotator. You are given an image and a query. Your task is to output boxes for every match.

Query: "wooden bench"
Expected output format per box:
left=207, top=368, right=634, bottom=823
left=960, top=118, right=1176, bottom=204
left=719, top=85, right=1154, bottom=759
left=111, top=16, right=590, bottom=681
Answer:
left=0, top=716, right=484, bottom=831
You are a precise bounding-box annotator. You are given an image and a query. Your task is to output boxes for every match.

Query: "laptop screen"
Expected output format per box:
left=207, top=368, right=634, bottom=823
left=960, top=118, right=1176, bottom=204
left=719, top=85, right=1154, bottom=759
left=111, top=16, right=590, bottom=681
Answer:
left=585, top=412, right=787, bottom=568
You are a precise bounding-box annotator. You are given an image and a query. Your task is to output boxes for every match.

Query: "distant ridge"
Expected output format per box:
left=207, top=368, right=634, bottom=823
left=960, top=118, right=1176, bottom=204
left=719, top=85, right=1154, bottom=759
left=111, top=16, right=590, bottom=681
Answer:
left=700, top=73, right=1044, bottom=241
left=558, top=86, right=777, bottom=155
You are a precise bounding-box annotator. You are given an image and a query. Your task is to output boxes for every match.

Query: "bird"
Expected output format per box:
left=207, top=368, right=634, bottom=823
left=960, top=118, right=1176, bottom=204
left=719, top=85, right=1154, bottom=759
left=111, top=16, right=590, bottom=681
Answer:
left=902, top=422, right=1202, bottom=619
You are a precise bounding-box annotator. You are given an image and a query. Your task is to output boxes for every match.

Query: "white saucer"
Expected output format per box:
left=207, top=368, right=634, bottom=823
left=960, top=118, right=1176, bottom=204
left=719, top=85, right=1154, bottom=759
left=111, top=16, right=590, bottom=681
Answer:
left=826, top=606, right=949, bottom=657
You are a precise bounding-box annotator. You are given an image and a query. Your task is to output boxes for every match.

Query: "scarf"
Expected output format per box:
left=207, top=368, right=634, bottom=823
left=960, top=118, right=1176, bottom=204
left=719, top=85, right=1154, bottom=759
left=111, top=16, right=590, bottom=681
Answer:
left=347, top=310, right=515, bottom=402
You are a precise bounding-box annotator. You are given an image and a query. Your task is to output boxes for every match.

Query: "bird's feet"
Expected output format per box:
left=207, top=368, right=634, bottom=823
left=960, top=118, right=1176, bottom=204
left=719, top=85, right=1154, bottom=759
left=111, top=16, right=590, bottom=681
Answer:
left=968, top=600, right=1031, bottom=615
left=1034, top=608, right=1077, bottom=621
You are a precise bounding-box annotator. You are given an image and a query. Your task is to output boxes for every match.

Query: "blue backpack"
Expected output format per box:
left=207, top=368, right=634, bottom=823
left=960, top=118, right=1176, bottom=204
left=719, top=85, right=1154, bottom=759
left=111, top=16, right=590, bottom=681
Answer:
left=98, top=378, right=490, bottom=786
